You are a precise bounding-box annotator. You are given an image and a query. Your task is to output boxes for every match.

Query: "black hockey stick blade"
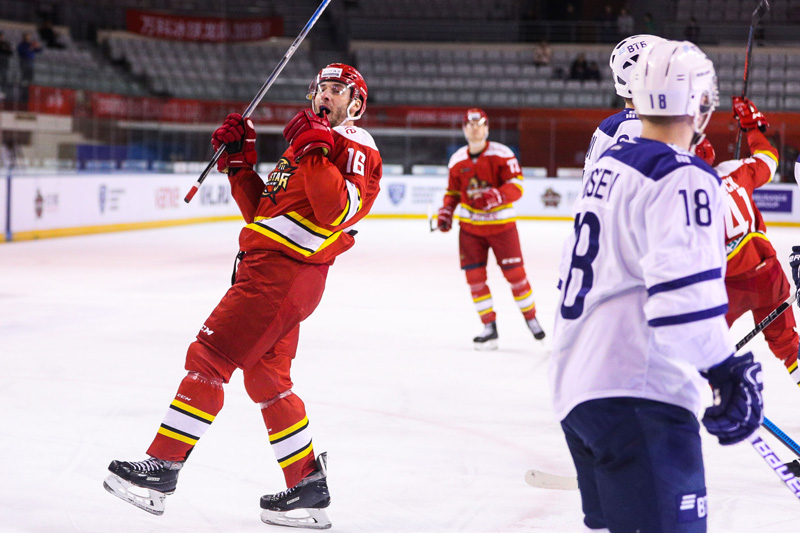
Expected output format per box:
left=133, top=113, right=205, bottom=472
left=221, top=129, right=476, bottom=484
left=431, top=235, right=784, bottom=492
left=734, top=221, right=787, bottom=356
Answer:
left=752, top=0, right=770, bottom=22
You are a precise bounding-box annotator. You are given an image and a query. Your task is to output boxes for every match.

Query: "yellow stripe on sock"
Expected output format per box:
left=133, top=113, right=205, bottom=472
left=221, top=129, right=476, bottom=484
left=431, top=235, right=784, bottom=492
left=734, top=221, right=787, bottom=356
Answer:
left=158, top=426, right=198, bottom=445
left=519, top=302, right=536, bottom=313
left=278, top=442, right=314, bottom=468
left=270, top=416, right=309, bottom=442
left=171, top=399, right=216, bottom=422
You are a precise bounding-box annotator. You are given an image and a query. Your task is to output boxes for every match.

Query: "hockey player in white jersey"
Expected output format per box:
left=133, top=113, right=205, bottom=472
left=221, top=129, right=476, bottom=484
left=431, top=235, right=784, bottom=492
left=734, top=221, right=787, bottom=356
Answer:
left=550, top=41, right=764, bottom=532
left=582, top=34, right=664, bottom=184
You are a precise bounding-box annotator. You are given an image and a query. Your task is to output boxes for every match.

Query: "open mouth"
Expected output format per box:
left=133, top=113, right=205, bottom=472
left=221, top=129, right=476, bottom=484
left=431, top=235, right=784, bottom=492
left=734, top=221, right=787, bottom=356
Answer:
left=317, top=105, right=331, bottom=117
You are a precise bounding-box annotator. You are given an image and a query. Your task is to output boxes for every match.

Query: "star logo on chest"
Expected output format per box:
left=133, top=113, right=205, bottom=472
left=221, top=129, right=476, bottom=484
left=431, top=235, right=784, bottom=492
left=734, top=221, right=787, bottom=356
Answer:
left=262, top=158, right=297, bottom=205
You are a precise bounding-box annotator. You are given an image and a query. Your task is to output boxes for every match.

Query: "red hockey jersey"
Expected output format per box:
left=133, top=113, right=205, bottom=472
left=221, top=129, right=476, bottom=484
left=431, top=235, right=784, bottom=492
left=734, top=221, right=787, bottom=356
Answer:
left=442, top=141, right=524, bottom=236
left=716, top=129, right=779, bottom=278
left=229, top=124, right=382, bottom=264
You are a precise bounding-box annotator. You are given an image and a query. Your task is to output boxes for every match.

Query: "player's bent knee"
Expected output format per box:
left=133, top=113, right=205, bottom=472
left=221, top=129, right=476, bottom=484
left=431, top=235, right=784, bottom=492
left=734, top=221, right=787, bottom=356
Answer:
left=502, top=265, right=528, bottom=284
left=185, top=340, right=236, bottom=383
left=465, top=266, right=488, bottom=285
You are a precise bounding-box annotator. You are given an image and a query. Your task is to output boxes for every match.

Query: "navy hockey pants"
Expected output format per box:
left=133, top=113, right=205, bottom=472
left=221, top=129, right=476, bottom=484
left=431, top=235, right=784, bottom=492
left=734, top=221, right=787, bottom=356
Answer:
left=561, top=397, right=707, bottom=533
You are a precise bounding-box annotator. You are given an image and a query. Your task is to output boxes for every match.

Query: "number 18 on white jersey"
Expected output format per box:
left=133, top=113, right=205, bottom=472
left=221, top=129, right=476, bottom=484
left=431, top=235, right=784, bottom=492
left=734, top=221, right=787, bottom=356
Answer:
left=549, top=138, right=736, bottom=421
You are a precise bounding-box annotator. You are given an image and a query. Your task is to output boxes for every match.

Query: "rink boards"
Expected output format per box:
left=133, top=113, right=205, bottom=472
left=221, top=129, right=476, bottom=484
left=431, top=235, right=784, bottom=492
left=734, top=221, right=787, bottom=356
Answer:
left=1, top=173, right=799, bottom=241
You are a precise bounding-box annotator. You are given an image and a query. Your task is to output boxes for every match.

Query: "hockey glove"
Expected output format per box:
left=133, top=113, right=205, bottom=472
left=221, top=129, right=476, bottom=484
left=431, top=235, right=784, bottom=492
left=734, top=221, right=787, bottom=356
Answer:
left=700, top=351, right=764, bottom=446
left=211, top=113, right=257, bottom=174
left=732, top=96, right=769, bottom=133
left=790, top=245, right=800, bottom=295
left=437, top=205, right=454, bottom=232
left=694, top=138, right=716, bottom=167
left=472, top=188, right=505, bottom=211
left=283, top=110, right=334, bottom=160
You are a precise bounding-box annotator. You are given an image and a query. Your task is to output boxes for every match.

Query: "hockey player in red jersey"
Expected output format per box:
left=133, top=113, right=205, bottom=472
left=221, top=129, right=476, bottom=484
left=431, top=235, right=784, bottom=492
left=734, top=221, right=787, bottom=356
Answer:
left=694, top=96, right=799, bottom=387
left=104, top=63, right=381, bottom=530
left=436, top=108, right=545, bottom=350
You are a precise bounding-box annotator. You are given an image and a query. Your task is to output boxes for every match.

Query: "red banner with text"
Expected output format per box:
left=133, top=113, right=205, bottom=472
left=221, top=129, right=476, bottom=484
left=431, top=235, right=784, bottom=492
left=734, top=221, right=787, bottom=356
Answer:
left=125, top=10, right=283, bottom=42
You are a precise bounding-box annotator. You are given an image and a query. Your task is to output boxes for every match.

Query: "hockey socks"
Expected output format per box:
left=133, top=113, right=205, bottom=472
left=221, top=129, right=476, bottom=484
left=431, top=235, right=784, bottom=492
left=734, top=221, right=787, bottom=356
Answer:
left=510, top=279, right=537, bottom=321
left=260, top=391, right=316, bottom=488
left=146, top=371, right=224, bottom=462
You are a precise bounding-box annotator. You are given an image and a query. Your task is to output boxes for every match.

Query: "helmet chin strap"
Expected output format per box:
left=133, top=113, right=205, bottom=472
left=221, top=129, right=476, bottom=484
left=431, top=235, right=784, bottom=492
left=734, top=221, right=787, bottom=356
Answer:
left=310, top=95, right=362, bottom=126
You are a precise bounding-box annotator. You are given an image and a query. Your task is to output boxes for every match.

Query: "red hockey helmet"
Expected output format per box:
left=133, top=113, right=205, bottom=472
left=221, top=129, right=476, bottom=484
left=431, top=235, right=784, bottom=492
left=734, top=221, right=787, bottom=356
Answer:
left=307, top=63, right=368, bottom=119
left=463, top=108, right=488, bottom=127
left=694, top=137, right=716, bottom=167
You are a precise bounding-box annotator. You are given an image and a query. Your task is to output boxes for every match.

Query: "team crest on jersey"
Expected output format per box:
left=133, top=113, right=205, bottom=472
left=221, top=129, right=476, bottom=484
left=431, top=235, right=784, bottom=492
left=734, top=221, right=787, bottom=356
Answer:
left=262, top=158, right=296, bottom=204
left=466, top=177, right=490, bottom=199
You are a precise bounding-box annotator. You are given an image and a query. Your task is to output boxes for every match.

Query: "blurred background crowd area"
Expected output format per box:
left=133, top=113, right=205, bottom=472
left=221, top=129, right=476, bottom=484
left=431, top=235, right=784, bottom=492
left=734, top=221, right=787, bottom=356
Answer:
left=1, top=0, right=799, bottom=178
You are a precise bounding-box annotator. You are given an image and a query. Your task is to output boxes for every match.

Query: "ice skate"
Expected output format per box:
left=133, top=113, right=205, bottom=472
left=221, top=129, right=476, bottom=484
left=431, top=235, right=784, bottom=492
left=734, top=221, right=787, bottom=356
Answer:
left=260, top=452, right=331, bottom=530
left=527, top=317, right=546, bottom=340
left=473, top=321, right=498, bottom=351
left=103, top=457, right=183, bottom=515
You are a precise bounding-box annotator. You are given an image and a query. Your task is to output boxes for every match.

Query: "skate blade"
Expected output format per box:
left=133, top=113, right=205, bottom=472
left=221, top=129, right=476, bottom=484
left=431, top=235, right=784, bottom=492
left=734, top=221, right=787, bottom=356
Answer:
left=474, top=339, right=498, bottom=351
left=103, top=474, right=168, bottom=515
left=261, top=507, right=332, bottom=530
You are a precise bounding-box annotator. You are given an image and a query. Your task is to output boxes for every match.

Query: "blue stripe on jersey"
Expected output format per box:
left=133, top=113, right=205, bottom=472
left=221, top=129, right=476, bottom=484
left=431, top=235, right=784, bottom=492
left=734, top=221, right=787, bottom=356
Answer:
left=598, top=109, right=638, bottom=137
left=647, top=268, right=723, bottom=296
left=648, top=304, right=728, bottom=327
left=603, top=138, right=719, bottom=183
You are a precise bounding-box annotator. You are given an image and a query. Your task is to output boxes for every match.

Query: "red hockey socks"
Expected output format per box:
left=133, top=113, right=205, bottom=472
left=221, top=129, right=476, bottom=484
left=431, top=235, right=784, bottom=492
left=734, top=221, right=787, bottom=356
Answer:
left=260, top=391, right=316, bottom=488
left=146, top=372, right=224, bottom=462
left=510, top=278, right=537, bottom=321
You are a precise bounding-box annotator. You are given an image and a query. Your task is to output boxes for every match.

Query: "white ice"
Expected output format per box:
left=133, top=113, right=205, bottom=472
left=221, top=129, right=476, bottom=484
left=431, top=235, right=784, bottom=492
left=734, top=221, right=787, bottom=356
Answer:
left=2, top=218, right=799, bottom=532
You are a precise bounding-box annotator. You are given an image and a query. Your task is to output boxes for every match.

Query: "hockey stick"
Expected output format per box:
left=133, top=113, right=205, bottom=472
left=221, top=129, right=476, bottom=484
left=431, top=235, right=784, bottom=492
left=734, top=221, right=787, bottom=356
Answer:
left=763, top=417, right=800, bottom=459
left=734, top=0, right=771, bottom=159
left=735, top=291, right=797, bottom=352
left=524, top=469, right=578, bottom=490
left=184, top=0, right=332, bottom=203
left=426, top=203, right=438, bottom=232
left=748, top=432, right=800, bottom=499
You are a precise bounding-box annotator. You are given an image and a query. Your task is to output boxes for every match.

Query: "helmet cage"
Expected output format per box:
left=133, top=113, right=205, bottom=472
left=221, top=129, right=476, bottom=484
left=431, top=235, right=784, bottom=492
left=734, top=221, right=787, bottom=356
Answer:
left=610, top=34, right=666, bottom=99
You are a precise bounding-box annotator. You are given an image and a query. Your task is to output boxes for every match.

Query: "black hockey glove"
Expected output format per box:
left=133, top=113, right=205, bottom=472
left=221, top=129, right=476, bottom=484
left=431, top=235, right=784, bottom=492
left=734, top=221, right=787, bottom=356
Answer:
left=700, top=351, right=763, bottom=446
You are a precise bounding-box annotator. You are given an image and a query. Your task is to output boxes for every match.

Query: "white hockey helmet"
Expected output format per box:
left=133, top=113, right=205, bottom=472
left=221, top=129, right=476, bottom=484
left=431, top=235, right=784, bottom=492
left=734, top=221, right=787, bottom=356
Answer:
left=630, top=40, right=719, bottom=143
left=609, top=34, right=665, bottom=98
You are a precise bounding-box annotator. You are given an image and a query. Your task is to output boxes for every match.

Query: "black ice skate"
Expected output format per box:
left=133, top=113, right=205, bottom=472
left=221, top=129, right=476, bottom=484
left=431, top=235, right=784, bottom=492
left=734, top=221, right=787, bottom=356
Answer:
left=260, top=452, right=331, bottom=529
left=473, top=321, right=499, bottom=351
left=527, top=317, right=546, bottom=340
left=103, top=457, right=183, bottom=515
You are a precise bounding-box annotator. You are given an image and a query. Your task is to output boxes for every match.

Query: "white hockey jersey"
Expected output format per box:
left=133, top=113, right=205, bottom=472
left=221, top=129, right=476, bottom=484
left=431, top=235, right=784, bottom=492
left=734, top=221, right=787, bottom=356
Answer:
left=550, top=137, right=735, bottom=421
left=582, top=108, right=641, bottom=185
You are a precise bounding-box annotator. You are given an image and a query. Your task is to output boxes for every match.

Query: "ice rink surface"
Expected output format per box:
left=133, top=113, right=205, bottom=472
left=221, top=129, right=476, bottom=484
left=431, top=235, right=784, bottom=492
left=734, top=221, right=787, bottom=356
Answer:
left=2, top=217, right=800, bottom=532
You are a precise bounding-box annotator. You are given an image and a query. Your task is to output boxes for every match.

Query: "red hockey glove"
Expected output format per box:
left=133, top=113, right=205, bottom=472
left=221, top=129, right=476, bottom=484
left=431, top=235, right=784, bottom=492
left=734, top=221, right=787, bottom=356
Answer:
left=694, top=137, right=716, bottom=167
left=437, top=205, right=454, bottom=232
left=732, top=96, right=768, bottom=133
left=211, top=113, right=257, bottom=174
left=472, top=188, right=505, bottom=211
left=283, top=110, right=334, bottom=160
